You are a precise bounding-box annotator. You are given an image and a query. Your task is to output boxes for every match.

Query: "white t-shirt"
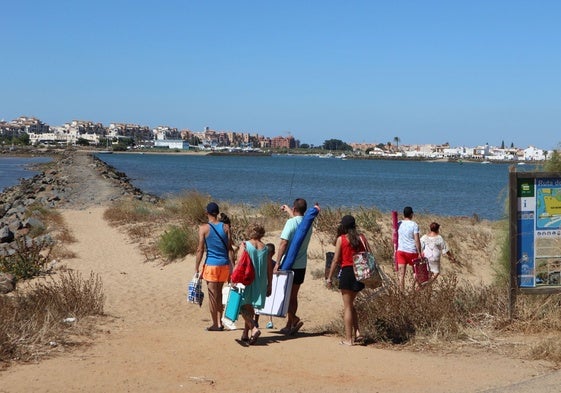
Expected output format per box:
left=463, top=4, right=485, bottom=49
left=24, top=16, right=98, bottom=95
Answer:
left=397, top=220, right=419, bottom=253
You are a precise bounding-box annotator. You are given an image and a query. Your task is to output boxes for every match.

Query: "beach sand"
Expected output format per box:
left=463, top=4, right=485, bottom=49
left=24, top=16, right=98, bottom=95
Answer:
left=1, top=151, right=560, bottom=393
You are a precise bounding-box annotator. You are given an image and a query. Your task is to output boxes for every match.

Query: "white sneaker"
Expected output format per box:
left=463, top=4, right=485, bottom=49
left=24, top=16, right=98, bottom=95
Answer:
left=221, top=317, right=237, bottom=331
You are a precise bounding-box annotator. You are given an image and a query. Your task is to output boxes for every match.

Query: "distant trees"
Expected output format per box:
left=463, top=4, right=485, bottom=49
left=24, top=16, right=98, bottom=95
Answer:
left=544, top=146, right=561, bottom=172
left=393, top=136, right=400, bottom=148
left=1, top=133, right=30, bottom=146
left=76, top=138, right=90, bottom=146
left=187, top=135, right=201, bottom=146
left=322, top=139, right=352, bottom=151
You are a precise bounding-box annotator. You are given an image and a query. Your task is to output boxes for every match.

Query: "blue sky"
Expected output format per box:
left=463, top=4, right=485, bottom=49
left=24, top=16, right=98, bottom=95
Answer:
left=1, top=1, right=560, bottom=149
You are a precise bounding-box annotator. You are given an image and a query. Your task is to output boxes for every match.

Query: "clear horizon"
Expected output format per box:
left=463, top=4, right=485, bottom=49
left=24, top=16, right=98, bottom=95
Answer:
left=2, top=1, right=560, bottom=150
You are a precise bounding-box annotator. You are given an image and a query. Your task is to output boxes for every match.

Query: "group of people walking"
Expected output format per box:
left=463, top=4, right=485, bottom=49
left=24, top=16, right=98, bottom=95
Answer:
left=194, top=200, right=456, bottom=346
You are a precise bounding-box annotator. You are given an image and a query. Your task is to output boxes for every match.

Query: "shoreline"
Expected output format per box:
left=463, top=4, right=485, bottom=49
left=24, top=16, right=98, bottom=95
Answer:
left=2, top=145, right=543, bottom=165
left=2, top=150, right=506, bottom=222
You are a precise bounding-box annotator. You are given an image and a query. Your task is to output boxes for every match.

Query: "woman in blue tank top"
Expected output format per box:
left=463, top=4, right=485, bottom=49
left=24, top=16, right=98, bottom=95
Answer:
left=195, top=202, right=234, bottom=331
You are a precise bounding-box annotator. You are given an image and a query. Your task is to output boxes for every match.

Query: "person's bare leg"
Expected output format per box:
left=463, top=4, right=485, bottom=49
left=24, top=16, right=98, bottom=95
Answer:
left=341, top=290, right=356, bottom=345
left=207, top=282, right=222, bottom=328
left=351, top=298, right=360, bottom=340
left=241, top=305, right=260, bottom=344
left=286, top=283, right=301, bottom=329
left=398, top=265, right=407, bottom=290
left=240, top=305, right=254, bottom=340
left=216, top=282, right=224, bottom=324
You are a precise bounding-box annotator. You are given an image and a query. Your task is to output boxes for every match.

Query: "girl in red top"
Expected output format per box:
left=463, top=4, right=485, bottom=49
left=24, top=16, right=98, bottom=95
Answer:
left=326, top=215, right=371, bottom=345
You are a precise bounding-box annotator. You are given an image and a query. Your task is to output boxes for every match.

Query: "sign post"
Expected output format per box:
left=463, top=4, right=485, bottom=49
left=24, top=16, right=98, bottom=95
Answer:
left=509, top=167, right=561, bottom=319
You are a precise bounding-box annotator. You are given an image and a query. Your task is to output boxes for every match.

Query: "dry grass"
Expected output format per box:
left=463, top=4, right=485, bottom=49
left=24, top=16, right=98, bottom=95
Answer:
left=102, top=198, right=561, bottom=364
left=104, top=199, right=166, bottom=226
left=0, top=270, right=105, bottom=366
left=162, top=191, right=210, bottom=226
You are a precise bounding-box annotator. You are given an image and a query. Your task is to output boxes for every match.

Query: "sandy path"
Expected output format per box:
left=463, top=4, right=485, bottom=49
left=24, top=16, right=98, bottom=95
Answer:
left=0, top=206, right=556, bottom=392
left=1, top=151, right=560, bottom=392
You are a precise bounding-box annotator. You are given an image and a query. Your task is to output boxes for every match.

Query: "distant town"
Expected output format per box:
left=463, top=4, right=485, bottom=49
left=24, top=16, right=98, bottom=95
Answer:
left=0, top=115, right=553, bottom=162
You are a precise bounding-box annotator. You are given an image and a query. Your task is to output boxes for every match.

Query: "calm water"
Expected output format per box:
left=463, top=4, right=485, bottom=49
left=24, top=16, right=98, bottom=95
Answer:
left=0, top=156, right=51, bottom=191
left=96, top=153, right=517, bottom=220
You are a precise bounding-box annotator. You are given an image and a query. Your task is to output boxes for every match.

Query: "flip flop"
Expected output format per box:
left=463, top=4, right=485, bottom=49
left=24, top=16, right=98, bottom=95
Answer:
left=205, top=326, right=224, bottom=332
left=289, top=321, right=304, bottom=335
left=249, top=330, right=261, bottom=345
left=279, top=327, right=291, bottom=335
left=339, top=340, right=354, bottom=346
left=355, top=336, right=365, bottom=343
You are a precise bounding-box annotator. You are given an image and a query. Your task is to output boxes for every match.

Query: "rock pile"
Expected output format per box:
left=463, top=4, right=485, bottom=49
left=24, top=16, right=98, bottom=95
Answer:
left=0, top=150, right=159, bottom=292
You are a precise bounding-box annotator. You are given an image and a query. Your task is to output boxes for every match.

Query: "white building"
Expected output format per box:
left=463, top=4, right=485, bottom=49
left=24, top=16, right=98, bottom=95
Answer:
left=154, top=139, right=190, bottom=150
left=523, top=146, right=547, bottom=161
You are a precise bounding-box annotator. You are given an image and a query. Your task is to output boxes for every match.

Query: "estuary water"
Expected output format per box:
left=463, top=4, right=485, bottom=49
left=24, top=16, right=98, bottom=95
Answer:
left=0, top=156, right=51, bottom=192
left=95, top=153, right=517, bottom=220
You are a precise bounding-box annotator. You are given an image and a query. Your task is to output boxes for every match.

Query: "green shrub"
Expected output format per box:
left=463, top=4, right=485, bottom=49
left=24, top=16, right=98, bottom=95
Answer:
left=0, top=236, right=54, bottom=280
left=158, top=225, right=197, bottom=262
left=544, top=148, right=561, bottom=172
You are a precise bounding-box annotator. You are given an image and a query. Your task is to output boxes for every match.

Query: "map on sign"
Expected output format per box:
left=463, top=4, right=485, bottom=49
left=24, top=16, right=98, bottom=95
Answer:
left=536, top=179, right=561, bottom=230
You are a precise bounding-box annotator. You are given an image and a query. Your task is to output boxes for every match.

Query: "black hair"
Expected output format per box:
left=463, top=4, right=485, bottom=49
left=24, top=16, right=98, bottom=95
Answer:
left=337, top=222, right=361, bottom=251
left=218, top=212, right=231, bottom=225
left=293, top=198, right=307, bottom=215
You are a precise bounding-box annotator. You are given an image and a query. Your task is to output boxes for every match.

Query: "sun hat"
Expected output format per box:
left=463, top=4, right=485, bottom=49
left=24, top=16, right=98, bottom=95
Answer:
left=403, top=206, right=414, bottom=216
left=206, top=202, right=219, bottom=215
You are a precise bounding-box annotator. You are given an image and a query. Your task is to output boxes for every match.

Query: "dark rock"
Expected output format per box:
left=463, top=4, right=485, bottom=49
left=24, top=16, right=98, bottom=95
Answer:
left=0, top=272, right=16, bottom=294
left=0, top=226, right=14, bottom=243
left=23, top=216, right=45, bottom=230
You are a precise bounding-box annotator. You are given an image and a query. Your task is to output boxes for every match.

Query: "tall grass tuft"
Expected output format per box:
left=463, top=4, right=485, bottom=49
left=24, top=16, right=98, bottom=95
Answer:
left=104, top=199, right=164, bottom=225
left=164, top=191, right=210, bottom=226
left=355, top=275, right=508, bottom=344
left=355, top=206, right=383, bottom=235
left=0, top=271, right=105, bottom=364
left=257, top=201, right=286, bottom=232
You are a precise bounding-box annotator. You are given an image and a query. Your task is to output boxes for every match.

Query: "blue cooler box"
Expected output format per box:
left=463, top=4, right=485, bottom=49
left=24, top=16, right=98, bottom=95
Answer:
left=224, top=286, right=243, bottom=322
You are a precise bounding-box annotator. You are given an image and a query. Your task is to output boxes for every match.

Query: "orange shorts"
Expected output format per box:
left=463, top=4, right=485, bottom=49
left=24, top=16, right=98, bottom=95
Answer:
left=202, top=265, right=230, bottom=283
left=396, top=250, right=418, bottom=266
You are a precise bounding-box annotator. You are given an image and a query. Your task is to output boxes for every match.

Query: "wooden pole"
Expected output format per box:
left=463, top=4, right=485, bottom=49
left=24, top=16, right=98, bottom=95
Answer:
left=508, top=165, right=518, bottom=320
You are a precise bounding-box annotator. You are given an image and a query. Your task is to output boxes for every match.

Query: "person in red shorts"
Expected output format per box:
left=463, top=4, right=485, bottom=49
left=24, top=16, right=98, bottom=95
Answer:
left=395, top=206, right=422, bottom=289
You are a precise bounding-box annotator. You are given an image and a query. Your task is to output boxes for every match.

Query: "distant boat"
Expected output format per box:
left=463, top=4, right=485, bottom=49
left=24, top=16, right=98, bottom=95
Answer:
left=97, top=150, right=113, bottom=154
left=481, top=160, right=491, bottom=164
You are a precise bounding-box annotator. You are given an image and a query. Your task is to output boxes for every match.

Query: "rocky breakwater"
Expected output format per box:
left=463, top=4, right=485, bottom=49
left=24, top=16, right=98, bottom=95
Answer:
left=0, top=150, right=158, bottom=293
